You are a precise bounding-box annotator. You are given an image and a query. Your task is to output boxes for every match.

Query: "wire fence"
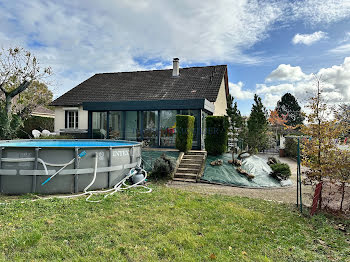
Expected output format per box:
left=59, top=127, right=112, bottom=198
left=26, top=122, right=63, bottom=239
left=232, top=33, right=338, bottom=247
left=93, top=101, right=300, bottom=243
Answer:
left=318, top=181, right=350, bottom=217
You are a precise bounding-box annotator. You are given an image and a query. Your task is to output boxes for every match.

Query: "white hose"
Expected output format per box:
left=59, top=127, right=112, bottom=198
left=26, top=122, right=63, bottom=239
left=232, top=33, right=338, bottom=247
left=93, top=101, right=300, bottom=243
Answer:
left=0, top=153, right=151, bottom=204
left=1, top=157, right=75, bottom=176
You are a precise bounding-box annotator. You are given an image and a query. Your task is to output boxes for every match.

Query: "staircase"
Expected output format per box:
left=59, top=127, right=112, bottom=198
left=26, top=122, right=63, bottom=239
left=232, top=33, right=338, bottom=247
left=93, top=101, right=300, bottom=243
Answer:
left=173, top=151, right=207, bottom=182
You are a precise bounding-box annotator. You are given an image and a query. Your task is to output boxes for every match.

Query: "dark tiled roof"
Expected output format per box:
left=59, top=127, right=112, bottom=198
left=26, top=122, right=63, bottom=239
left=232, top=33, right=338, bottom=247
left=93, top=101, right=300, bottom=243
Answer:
left=32, top=105, right=54, bottom=115
left=51, top=65, right=227, bottom=106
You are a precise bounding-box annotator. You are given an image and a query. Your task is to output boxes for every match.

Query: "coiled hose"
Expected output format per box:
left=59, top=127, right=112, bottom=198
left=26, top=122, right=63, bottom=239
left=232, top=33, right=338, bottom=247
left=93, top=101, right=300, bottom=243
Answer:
left=0, top=152, right=151, bottom=203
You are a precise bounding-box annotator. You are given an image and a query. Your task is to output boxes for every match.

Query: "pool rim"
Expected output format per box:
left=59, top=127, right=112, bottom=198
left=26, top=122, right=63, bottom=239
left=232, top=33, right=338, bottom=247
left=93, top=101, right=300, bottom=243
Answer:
left=0, top=139, right=141, bottom=148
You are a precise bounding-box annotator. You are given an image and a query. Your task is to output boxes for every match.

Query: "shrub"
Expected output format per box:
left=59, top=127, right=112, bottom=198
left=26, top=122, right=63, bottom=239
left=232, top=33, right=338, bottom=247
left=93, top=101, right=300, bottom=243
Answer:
left=37, top=135, right=74, bottom=139
left=270, top=163, right=291, bottom=180
left=17, top=116, right=54, bottom=138
left=150, top=154, right=176, bottom=180
left=0, top=109, right=23, bottom=140
left=175, top=115, right=195, bottom=153
left=205, top=116, right=229, bottom=155
left=284, top=137, right=298, bottom=158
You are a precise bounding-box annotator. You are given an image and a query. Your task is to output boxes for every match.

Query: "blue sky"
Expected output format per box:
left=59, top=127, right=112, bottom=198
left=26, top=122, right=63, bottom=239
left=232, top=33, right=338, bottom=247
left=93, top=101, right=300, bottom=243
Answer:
left=0, top=0, right=350, bottom=115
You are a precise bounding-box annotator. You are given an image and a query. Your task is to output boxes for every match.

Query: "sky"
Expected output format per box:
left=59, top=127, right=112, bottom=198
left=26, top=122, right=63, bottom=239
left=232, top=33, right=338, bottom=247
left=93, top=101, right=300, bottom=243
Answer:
left=0, top=0, right=350, bottom=115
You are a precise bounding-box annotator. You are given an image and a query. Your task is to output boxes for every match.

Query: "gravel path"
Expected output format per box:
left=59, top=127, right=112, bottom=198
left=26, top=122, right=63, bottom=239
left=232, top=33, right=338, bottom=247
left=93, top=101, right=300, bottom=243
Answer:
left=167, top=153, right=313, bottom=207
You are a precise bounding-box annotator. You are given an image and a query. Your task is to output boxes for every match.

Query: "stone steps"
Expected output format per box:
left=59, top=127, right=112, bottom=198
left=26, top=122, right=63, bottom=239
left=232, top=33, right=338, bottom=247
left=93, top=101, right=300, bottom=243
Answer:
left=173, top=177, right=197, bottom=183
left=173, top=151, right=207, bottom=183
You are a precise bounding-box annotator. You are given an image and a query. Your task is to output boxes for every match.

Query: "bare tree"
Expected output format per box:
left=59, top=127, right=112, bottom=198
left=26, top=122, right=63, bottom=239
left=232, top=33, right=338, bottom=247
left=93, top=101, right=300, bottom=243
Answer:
left=0, top=47, right=51, bottom=118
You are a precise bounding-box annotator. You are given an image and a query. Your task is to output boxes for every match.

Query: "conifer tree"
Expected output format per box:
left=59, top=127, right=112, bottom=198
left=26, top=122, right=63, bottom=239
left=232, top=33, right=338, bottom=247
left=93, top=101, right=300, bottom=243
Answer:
left=226, top=94, right=243, bottom=139
left=276, top=93, right=304, bottom=127
left=247, top=94, right=268, bottom=152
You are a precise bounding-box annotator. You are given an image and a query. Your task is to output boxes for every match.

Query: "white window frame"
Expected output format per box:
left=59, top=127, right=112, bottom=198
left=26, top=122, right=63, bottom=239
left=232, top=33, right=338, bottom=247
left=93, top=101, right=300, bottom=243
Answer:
left=65, top=110, right=79, bottom=129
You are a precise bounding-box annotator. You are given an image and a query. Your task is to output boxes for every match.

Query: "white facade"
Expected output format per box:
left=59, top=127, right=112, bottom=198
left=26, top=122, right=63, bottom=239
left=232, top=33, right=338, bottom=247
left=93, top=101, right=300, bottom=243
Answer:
left=213, top=77, right=228, bottom=116
left=54, top=106, right=88, bottom=133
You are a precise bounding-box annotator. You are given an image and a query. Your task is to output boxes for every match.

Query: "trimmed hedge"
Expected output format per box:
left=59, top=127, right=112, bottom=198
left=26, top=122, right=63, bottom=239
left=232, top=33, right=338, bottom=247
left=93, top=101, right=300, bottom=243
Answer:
left=17, top=116, right=54, bottom=139
left=37, top=135, right=74, bottom=139
left=175, top=115, right=195, bottom=152
left=284, top=137, right=298, bottom=158
left=205, top=116, right=229, bottom=155
left=17, top=116, right=55, bottom=138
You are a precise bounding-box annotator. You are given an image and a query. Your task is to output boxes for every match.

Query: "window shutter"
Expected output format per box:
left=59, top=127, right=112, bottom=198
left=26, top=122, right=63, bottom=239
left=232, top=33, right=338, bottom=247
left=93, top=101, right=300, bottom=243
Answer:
left=65, top=111, right=68, bottom=128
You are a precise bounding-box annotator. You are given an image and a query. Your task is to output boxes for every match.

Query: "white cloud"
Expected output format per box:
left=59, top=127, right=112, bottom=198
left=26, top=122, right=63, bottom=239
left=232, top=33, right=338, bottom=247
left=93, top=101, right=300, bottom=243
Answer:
left=229, top=81, right=254, bottom=100
left=266, top=64, right=308, bottom=82
left=329, top=43, right=350, bottom=54
left=289, top=0, right=350, bottom=24
left=292, top=31, right=327, bottom=45
left=255, top=57, right=350, bottom=109
left=0, top=0, right=350, bottom=98
left=0, top=0, right=286, bottom=96
left=338, top=32, right=350, bottom=44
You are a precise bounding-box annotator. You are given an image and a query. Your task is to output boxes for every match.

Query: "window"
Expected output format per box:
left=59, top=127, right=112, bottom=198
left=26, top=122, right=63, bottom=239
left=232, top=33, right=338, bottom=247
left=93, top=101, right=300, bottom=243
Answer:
left=160, top=110, right=177, bottom=147
left=125, top=111, right=141, bottom=141
left=92, top=112, right=107, bottom=139
left=65, top=110, right=78, bottom=129
left=109, top=111, right=124, bottom=139
left=142, top=111, right=158, bottom=146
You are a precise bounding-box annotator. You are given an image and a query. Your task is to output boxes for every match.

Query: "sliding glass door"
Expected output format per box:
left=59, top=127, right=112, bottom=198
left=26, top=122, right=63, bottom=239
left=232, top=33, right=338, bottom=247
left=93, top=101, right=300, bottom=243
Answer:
left=109, top=111, right=124, bottom=139
left=92, top=112, right=107, bottom=139
left=125, top=111, right=141, bottom=141
left=142, top=111, right=158, bottom=147
left=160, top=110, right=177, bottom=147
left=90, top=109, right=201, bottom=148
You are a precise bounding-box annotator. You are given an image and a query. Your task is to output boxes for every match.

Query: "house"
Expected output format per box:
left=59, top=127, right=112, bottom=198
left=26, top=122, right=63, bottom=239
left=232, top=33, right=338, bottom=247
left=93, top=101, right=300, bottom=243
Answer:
left=31, top=105, right=55, bottom=118
left=51, top=58, right=229, bottom=149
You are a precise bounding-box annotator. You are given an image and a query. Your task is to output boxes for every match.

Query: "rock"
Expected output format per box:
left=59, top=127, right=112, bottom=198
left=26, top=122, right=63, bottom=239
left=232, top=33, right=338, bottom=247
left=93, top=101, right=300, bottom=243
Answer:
left=228, top=159, right=242, bottom=166
left=210, top=159, right=223, bottom=166
left=236, top=167, right=255, bottom=180
left=233, top=159, right=242, bottom=166
left=238, top=151, right=250, bottom=159
left=267, top=157, right=279, bottom=166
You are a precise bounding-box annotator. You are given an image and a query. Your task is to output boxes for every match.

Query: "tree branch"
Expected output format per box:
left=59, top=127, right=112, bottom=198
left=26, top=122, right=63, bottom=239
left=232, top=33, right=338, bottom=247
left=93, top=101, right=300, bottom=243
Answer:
left=0, top=83, right=7, bottom=94
left=8, top=80, right=31, bottom=98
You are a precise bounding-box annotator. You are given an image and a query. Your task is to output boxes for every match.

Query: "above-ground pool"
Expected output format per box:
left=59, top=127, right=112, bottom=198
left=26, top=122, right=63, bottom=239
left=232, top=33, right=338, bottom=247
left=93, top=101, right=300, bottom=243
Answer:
left=0, top=140, right=141, bottom=194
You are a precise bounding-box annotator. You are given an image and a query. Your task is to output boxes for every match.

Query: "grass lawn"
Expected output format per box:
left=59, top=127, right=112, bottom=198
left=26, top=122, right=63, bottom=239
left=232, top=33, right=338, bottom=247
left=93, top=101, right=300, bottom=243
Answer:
left=0, top=185, right=349, bottom=261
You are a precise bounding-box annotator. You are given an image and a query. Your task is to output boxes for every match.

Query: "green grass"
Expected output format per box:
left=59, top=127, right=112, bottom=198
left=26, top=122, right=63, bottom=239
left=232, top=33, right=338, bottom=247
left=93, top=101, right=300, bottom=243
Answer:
left=0, top=185, right=349, bottom=261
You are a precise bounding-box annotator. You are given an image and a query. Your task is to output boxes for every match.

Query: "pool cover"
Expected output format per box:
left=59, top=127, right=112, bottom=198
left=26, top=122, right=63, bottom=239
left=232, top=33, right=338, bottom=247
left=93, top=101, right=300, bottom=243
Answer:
left=201, top=153, right=292, bottom=188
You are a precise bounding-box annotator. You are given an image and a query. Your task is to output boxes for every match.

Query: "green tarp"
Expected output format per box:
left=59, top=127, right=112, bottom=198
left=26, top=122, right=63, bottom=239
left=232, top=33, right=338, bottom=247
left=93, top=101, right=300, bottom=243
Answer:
left=201, top=153, right=292, bottom=188
left=141, top=150, right=179, bottom=171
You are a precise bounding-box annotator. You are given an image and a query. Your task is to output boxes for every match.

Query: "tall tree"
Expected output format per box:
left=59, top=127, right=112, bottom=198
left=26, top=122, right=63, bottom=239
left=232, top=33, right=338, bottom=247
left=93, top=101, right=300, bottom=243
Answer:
left=226, top=94, right=243, bottom=139
left=301, top=78, right=348, bottom=182
left=247, top=94, right=268, bottom=152
left=12, top=81, right=53, bottom=118
left=301, top=78, right=349, bottom=210
left=0, top=47, right=51, bottom=117
left=0, top=47, right=51, bottom=139
left=268, top=109, right=287, bottom=142
left=276, top=93, right=304, bottom=127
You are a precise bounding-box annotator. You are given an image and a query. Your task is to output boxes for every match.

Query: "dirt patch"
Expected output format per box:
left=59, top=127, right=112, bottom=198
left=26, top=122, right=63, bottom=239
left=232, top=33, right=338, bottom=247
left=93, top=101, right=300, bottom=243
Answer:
left=320, top=182, right=350, bottom=216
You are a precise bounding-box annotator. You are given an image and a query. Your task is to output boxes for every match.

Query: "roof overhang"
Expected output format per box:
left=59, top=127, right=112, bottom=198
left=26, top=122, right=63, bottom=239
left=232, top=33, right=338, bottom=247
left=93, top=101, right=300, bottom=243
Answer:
left=83, top=99, right=215, bottom=113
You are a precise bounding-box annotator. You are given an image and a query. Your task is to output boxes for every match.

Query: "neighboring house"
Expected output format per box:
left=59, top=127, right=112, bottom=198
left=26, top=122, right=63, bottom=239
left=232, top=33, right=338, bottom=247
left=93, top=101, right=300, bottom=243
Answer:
left=51, top=58, right=229, bottom=149
left=31, top=105, right=55, bottom=118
